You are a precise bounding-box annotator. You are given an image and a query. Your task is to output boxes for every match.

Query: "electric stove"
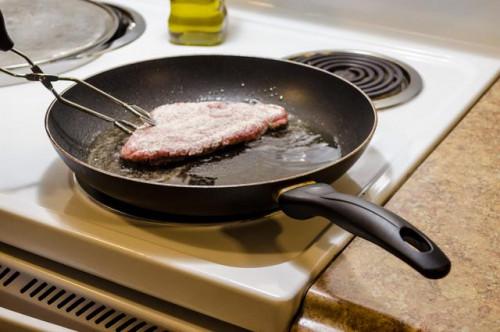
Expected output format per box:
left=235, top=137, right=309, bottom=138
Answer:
left=0, top=0, right=498, bottom=331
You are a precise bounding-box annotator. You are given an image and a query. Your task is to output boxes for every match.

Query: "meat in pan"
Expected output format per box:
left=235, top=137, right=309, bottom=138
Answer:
left=120, top=101, right=288, bottom=165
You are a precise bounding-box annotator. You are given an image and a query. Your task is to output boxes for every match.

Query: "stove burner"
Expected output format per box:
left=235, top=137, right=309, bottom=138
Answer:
left=74, top=176, right=270, bottom=224
left=287, top=51, right=422, bottom=109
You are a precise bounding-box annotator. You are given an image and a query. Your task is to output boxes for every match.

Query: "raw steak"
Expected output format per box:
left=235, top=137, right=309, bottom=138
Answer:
left=120, top=101, right=288, bottom=165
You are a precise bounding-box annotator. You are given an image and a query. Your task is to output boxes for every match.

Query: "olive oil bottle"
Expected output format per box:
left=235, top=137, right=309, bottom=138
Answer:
left=168, top=0, right=227, bottom=46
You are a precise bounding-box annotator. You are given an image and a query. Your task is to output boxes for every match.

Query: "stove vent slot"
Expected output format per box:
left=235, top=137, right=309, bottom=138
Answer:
left=0, top=262, right=160, bottom=331
left=0, top=265, right=20, bottom=287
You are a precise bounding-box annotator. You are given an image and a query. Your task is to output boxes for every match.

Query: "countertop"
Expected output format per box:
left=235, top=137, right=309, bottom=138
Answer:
left=293, top=78, right=500, bottom=331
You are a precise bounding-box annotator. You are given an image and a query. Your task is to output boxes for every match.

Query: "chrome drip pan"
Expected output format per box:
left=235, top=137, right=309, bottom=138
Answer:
left=0, top=0, right=145, bottom=86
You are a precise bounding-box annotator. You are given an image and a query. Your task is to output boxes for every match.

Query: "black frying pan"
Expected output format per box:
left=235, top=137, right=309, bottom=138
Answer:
left=0, top=13, right=450, bottom=279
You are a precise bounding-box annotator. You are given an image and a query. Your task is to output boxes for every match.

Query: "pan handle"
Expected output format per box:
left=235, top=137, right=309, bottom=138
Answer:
left=278, top=183, right=451, bottom=279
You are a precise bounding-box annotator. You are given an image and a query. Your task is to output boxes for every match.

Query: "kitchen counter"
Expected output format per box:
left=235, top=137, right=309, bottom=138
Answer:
left=293, top=77, right=500, bottom=331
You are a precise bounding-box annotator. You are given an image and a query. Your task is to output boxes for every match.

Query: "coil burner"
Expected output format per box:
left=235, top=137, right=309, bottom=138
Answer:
left=287, top=51, right=423, bottom=109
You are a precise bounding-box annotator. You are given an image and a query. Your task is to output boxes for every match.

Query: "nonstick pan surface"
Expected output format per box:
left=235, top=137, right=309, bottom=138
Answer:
left=45, top=55, right=450, bottom=278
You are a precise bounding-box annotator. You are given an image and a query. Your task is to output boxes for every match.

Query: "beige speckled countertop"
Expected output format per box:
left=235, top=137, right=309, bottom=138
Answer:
left=293, top=78, right=500, bottom=332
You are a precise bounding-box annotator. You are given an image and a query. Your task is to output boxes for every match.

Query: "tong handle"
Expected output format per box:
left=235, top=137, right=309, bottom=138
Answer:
left=0, top=9, right=154, bottom=131
left=0, top=10, right=14, bottom=51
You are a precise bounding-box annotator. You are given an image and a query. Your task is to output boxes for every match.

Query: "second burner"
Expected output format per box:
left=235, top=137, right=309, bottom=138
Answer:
left=288, top=51, right=422, bottom=109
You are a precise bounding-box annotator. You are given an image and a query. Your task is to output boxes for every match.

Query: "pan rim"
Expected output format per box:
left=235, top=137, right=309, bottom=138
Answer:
left=44, top=54, right=377, bottom=189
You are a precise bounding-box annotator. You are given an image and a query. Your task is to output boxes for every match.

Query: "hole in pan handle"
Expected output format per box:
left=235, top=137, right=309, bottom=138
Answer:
left=278, top=183, right=451, bottom=279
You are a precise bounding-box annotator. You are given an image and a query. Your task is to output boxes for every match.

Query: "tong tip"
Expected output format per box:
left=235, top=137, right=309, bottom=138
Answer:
left=142, top=116, right=156, bottom=126
left=130, top=105, right=156, bottom=126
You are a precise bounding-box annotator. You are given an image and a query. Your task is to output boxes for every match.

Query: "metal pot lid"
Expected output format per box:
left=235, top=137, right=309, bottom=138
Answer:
left=0, top=0, right=119, bottom=68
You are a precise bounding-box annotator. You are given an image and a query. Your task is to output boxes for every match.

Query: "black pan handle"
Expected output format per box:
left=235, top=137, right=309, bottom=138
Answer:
left=0, top=10, right=14, bottom=51
left=279, top=183, right=451, bottom=279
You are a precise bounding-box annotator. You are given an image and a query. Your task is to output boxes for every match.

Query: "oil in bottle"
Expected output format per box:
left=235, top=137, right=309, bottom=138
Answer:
left=168, top=0, right=227, bottom=46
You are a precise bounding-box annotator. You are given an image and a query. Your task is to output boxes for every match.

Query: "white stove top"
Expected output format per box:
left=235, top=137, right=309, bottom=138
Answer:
left=0, top=0, right=498, bottom=331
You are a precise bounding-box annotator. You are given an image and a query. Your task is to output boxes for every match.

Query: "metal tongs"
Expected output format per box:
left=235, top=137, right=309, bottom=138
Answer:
left=0, top=10, right=155, bottom=134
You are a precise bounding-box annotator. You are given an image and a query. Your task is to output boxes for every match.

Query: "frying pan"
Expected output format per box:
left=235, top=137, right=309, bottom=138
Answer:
left=0, top=15, right=450, bottom=279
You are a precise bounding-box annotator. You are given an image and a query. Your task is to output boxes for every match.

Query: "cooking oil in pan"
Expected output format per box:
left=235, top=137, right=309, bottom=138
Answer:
left=87, top=114, right=341, bottom=186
